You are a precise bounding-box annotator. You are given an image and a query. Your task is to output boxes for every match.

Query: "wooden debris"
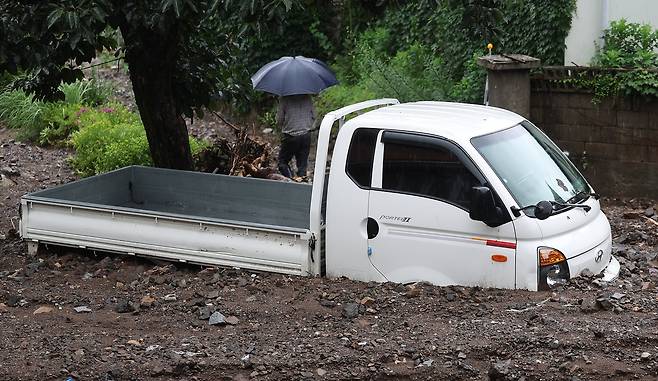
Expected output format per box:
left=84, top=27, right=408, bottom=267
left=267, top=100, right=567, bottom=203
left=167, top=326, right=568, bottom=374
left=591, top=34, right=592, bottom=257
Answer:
left=642, top=216, right=658, bottom=227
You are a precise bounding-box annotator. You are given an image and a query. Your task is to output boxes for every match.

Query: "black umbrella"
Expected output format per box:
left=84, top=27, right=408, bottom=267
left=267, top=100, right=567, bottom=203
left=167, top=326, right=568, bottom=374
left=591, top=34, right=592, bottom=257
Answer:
left=251, top=56, right=338, bottom=96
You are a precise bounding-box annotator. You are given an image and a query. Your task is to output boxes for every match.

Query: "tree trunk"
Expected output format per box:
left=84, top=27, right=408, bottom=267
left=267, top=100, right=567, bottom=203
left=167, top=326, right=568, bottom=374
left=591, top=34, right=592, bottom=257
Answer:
left=121, top=26, right=193, bottom=170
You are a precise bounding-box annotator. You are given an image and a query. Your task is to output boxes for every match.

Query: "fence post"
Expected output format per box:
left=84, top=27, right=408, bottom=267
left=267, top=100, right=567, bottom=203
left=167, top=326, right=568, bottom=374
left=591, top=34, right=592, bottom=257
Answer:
left=477, top=54, right=541, bottom=118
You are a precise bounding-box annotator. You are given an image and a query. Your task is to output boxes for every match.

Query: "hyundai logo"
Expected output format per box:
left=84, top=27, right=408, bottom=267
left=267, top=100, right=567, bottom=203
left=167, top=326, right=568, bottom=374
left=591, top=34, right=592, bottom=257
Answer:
left=595, top=250, right=603, bottom=263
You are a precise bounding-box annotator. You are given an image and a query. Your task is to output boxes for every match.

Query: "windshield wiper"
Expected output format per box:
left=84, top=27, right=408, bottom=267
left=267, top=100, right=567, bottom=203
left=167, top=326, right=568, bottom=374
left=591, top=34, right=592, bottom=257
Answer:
left=511, top=199, right=591, bottom=218
left=567, top=189, right=600, bottom=204
left=550, top=200, right=591, bottom=212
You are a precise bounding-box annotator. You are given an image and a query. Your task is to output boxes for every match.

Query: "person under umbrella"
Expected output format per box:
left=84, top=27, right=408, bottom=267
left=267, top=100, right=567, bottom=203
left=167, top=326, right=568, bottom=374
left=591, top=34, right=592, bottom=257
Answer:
left=251, top=56, right=338, bottom=179
left=275, top=94, right=316, bottom=179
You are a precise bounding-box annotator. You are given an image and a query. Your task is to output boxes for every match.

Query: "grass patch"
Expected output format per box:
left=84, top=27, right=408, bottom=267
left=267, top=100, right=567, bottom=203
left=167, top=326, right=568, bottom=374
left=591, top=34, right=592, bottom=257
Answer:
left=59, top=77, right=114, bottom=106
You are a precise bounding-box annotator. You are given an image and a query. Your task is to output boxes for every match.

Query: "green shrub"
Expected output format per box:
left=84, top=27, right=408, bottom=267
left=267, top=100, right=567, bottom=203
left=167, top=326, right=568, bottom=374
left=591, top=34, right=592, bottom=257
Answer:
left=69, top=103, right=205, bottom=176
left=324, top=29, right=454, bottom=109
left=189, top=136, right=208, bottom=156
left=448, top=53, right=487, bottom=103
left=0, top=72, right=16, bottom=90
left=316, top=84, right=376, bottom=118
left=70, top=117, right=152, bottom=177
left=258, top=108, right=278, bottom=131
left=68, top=103, right=147, bottom=176
left=566, top=20, right=658, bottom=102
left=310, top=0, right=574, bottom=116
left=500, top=0, right=577, bottom=65
left=318, top=31, right=486, bottom=115
left=58, top=77, right=113, bottom=106
left=593, top=19, right=658, bottom=68
left=0, top=89, right=47, bottom=140
left=338, top=27, right=394, bottom=86
left=38, top=102, right=136, bottom=146
left=363, top=43, right=452, bottom=102
left=38, top=102, right=85, bottom=145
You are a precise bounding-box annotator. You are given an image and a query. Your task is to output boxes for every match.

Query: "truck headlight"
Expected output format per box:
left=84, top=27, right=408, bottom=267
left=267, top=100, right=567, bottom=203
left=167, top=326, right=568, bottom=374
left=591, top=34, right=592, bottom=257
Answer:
left=538, top=247, right=570, bottom=291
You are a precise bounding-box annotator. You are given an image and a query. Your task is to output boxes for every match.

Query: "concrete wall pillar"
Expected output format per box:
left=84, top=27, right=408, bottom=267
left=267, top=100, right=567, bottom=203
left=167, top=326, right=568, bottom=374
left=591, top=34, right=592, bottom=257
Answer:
left=477, top=54, right=541, bottom=118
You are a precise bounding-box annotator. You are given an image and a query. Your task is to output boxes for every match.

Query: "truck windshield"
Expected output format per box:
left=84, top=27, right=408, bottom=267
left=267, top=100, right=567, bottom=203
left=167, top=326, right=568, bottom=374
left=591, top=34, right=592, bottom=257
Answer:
left=471, top=122, right=589, bottom=213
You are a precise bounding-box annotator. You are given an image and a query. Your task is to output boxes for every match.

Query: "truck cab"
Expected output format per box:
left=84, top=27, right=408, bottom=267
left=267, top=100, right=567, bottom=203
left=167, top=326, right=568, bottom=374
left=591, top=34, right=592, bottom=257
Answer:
left=318, top=100, right=619, bottom=291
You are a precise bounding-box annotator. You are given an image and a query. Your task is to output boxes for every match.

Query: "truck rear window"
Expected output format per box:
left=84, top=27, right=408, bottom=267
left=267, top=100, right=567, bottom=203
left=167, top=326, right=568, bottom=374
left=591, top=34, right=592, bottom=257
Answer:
left=346, top=128, right=379, bottom=187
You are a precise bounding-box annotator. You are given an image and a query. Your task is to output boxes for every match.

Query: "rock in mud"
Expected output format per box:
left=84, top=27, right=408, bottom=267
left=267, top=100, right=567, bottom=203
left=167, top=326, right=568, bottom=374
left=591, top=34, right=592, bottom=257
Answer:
left=596, top=297, right=614, bottom=311
left=198, top=305, right=214, bottom=320
left=580, top=297, right=599, bottom=313
left=209, top=311, right=227, bottom=325
left=319, top=299, right=336, bottom=308
left=225, top=315, right=239, bottom=325
left=342, top=303, right=359, bottom=319
left=6, top=295, right=23, bottom=307
left=115, top=299, right=136, bottom=313
left=0, top=166, right=20, bottom=177
left=0, top=174, right=16, bottom=188
left=610, top=292, right=625, bottom=300
left=33, top=306, right=53, bottom=315
left=405, top=285, right=421, bottom=298
left=360, top=297, right=375, bottom=306
left=163, top=294, right=177, bottom=302
left=141, top=295, right=157, bottom=308
left=488, top=359, right=511, bottom=380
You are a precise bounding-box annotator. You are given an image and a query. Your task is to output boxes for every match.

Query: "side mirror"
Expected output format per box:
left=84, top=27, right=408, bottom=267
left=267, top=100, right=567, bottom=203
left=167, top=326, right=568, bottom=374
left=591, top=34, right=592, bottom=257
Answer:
left=470, top=186, right=500, bottom=225
left=534, top=200, right=553, bottom=220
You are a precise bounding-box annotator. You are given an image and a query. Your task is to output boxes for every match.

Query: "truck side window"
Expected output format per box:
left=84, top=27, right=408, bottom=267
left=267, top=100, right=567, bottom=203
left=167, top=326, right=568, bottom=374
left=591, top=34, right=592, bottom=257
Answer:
left=382, top=142, right=481, bottom=210
left=346, top=128, right=379, bottom=187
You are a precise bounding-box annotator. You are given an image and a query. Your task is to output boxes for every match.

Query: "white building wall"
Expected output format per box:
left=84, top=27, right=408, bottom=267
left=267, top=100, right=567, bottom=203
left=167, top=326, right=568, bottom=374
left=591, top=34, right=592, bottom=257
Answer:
left=564, top=0, right=658, bottom=66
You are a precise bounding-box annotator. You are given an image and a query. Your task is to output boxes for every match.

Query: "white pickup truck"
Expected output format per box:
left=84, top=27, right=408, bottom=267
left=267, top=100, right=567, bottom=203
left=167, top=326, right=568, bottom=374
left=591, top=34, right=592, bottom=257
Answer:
left=19, top=99, right=619, bottom=291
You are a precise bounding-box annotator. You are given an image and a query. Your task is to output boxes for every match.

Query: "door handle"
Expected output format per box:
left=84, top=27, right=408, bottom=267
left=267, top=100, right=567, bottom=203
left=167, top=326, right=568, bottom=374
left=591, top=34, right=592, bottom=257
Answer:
left=367, top=217, right=379, bottom=239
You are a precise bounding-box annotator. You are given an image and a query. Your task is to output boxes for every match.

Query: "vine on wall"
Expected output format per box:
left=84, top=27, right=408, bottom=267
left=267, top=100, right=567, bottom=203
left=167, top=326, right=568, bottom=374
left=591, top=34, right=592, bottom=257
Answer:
left=564, top=20, right=658, bottom=102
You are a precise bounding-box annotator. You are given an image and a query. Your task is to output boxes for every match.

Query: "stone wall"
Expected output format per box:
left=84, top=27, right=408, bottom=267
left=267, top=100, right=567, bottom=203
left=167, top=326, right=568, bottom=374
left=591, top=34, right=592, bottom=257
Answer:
left=530, top=89, right=658, bottom=198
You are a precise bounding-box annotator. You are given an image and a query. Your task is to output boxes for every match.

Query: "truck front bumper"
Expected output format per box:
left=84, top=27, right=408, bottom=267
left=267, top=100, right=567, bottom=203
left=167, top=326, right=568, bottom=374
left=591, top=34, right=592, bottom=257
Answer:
left=601, top=255, right=620, bottom=282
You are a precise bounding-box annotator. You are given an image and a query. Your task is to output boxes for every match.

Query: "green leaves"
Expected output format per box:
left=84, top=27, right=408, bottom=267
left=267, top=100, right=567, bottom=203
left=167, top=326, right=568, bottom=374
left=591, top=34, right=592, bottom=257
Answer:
left=594, top=19, right=658, bottom=69
left=499, top=0, right=577, bottom=65
left=66, top=11, right=80, bottom=29
left=0, top=89, right=46, bottom=132
left=1, top=1, right=116, bottom=99
left=569, top=20, right=658, bottom=102
left=47, top=8, right=64, bottom=29
left=161, top=0, right=182, bottom=17
left=90, top=6, right=107, bottom=23
left=69, top=103, right=153, bottom=176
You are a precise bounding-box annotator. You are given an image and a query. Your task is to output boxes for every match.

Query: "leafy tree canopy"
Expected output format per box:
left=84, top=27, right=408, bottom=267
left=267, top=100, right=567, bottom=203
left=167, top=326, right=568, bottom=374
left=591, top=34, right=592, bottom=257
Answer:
left=0, top=0, right=294, bottom=169
left=1, top=0, right=293, bottom=113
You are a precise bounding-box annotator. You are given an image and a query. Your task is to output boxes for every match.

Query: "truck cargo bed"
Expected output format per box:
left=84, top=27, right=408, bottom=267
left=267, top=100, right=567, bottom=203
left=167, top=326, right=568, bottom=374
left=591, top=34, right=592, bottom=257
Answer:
left=26, top=166, right=312, bottom=231
left=19, top=166, right=314, bottom=275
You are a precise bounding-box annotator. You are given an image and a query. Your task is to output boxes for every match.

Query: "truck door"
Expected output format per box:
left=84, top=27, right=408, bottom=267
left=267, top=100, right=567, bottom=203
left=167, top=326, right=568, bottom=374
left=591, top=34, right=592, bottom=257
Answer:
left=366, top=131, right=517, bottom=288
left=325, top=127, right=387, bottom=282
